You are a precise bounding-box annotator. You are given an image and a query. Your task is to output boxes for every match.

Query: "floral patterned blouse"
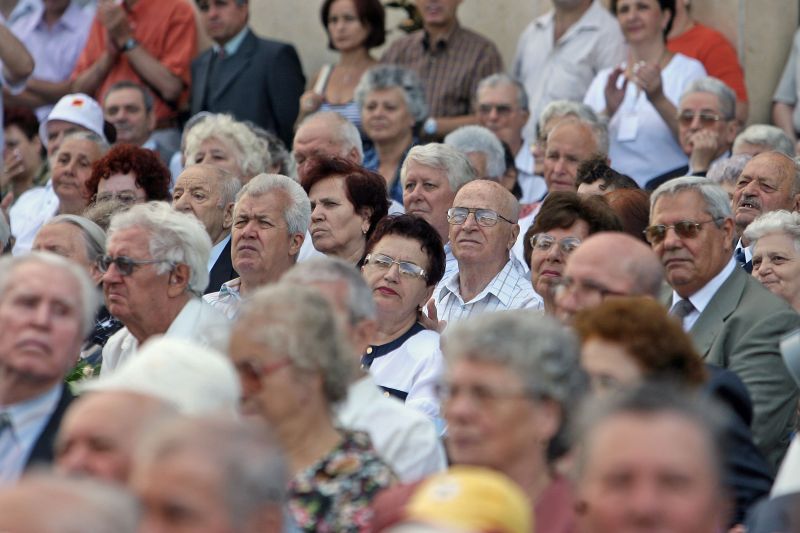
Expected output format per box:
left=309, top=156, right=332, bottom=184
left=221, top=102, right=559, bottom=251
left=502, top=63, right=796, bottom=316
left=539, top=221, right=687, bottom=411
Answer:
left=288, top=430, right=397, bottom=532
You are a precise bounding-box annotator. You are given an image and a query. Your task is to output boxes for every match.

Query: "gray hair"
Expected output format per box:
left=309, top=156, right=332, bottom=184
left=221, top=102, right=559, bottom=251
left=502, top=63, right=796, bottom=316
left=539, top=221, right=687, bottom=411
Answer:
left=0, top=214, right=11, bottom=251
left=180, top=111, right=212, bottom=154
left=681, top=77, right=737, bottom=121
left=650, top=175, right=732, bottom=225
left=235, top=174, right=311, bottom=236
left=0, top=252, right=101, bottom=337
left=105, top=80, right=154, bottom=113
left=743, top=210, right=800, bottom=252
left=282, top=256, right=376, bottom=323
left=355, top=65, right=428, bottom=123
left=401, top=143, right=478, bottom=194
left=184, top=114, right=267, bottom=179
left=42, top=214, right=106, bottom=263
left=734, top=124, right=796, bottom=157
left=538, top=100, right=602, bottom=139
left=135, top=416, right=286, bottom=529
left=444, top=125, right=506, bottom=179
left=108, top=202, right=212, bottom=296
left=247, top=123, right=292, bottom=175
left=238, top=283, right=354, bottom=405
left=707, top=154, right=752, bottom=186
left=296, top=111, right=364, bottom=162
left=548, top=114, right=609, bottom=157
left=477, top=73, right=529, bottom=111
left=62, top=130, right=110, bottom=156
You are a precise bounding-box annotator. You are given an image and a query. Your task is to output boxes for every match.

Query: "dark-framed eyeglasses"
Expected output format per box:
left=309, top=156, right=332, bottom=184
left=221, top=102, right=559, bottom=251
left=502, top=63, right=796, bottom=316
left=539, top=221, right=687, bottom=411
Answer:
left=477, top=103, right=515, bottom=117
left=677, top=110, right=724, bottom=127
left=643, top=219, right=720, bottom=245
left=529, top=233, right=582, bottom=255
left=447, top=207, right=515, bottom=227
left=553, top=275, right=628, bottom=301
left=364, top=253, right=428, bottom=281
left=95, top=255, right=175, bottom=276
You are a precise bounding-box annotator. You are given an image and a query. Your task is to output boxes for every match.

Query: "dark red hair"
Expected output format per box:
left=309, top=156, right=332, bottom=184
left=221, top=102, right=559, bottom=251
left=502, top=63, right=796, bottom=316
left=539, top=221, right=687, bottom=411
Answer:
left=85, top=144, right=171, bottom=201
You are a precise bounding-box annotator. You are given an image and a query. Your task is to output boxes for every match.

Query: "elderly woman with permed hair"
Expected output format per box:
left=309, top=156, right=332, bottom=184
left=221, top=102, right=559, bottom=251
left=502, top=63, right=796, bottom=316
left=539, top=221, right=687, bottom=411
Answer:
left=744, top=210, right=800, bottom=312
left=356, top=65, right=428, bottom=203
left=183, top=114, right=267, bottom=183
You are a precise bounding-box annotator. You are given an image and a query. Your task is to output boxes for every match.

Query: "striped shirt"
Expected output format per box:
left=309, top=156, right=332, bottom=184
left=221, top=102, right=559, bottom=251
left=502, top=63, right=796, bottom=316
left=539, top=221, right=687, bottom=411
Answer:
left=381, top=23, right=503, bottom=119
left=435, top=258, right=543, bottom=325
left=203, top=278, right=242, bottom=320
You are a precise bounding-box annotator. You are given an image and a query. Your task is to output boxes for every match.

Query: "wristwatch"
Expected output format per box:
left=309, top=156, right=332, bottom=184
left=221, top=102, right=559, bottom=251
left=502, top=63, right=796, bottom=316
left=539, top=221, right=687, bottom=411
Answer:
left=121, top=37, right=139, bottom=53
left=423, top=117, right=438, bottom=136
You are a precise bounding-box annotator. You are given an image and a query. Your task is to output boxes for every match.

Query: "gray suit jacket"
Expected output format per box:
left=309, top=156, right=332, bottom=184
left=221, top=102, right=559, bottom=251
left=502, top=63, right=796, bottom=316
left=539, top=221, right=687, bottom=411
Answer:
left=667, top=266, right=800, bottom=469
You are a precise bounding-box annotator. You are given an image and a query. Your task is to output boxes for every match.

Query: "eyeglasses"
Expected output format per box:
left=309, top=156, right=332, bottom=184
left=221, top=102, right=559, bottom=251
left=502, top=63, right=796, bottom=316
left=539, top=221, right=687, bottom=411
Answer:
left=95, top=255, right=175, bottom=276
left=477, top=103, right=514, bottom=117
left=364, top=253, right=428, bottom=281
left=447, top=207, right=515, bottom=227
left=677, top=110, right=724, bottom=127
left=642, top=219, right=720, bottom=245
left=436, top=382, right=533, bottom=408
left=553, top=275, right=627, bottom=301
left=95, top=191, right=141, bottom=205
left=529, top=233, right=582, bottom=255
left=234, top=358, right=292, bottom=387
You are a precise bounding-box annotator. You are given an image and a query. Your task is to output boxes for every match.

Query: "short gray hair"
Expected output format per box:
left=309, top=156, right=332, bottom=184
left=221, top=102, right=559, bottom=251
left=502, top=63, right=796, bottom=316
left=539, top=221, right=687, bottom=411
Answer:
left=734, top=124, right=796, bottom=157
left=108, top=202, right=212, bottom=296
left=42, top=214, right=106, bottom=263
left=135, top=416, right=286, bottom=529
left=296, top=111, right=364, bottom=162
left=477, top=73, right=528, bottom=111
left=235, top=174, right=311, bottom=236
left=650, top=175, right=732, bottom=225
left=237, top=283, right=354, bottom=404
left=184, top=114, right=267, bottom=179
left=444, top=125, right=506, bottom=179
left=62, top=130, right=110, bottom=156
left=538, top=100, right=601, bottom=140
left=401, top=143, right=478, bottom=194
left=355, top=65, right=428, bottom=123
left=743, top=209, right=800, bottom=252
left=681, top=77, right=737, bottom=121
left=549, top=115, right=609, bottom=157
left=0, top=252, right=101, bottom=336
left=247, top=123, right=292, bottom=174
left=707, top=154, right=752, bottom=186
left=282, top=256, right=376, bottom=323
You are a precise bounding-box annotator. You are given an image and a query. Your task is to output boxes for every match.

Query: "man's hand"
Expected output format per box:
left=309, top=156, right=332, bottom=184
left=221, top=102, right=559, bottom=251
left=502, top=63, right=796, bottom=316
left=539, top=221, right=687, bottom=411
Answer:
left=98, top=0, right=132, bottom=47
left=687, top=129, right=722, bottom=173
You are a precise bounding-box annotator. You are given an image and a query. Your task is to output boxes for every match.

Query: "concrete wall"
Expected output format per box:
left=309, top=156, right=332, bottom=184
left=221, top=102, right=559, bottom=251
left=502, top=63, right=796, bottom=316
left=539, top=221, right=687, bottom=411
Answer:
left=248, top=0, right=798, bottom=124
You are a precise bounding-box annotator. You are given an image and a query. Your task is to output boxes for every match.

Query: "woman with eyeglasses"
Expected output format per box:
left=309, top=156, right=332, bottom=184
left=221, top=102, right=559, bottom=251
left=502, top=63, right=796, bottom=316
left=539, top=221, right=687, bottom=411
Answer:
left=361, top=214, right=446, bottom=420
left=583, top=0, right=706, bottom=188
left=85, top=143, right=171, bottom=208
left=523, top=192, right=622, bottom=314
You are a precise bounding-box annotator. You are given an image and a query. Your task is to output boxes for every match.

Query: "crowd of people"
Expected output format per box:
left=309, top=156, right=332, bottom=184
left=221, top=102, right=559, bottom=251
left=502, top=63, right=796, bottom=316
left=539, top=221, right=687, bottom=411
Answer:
left=2, top=0, right=800, bottom=531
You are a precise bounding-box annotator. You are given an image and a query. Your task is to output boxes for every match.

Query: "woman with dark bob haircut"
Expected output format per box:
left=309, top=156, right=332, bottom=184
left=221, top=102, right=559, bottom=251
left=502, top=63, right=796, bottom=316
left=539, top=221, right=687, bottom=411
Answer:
left=524, top=192, right=622, bottom=313
left=302, top=155, right=389, bottom=265
left=296, top=0, right=386, bottom=132
left=360, top=214, right=445, bottom=419
left=85, top=144, right=171, bottom=205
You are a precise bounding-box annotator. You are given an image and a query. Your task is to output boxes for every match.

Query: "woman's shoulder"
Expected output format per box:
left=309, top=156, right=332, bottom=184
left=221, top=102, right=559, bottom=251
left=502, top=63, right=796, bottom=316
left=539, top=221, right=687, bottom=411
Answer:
left=665, top=53, right=707, bottom=77
left=403, top=328, right=440, bottom=354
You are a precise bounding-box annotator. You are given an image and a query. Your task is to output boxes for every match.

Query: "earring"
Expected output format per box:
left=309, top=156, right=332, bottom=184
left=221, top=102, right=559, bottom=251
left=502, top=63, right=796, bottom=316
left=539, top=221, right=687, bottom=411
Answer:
left=362, top=227, right=368, bottom=236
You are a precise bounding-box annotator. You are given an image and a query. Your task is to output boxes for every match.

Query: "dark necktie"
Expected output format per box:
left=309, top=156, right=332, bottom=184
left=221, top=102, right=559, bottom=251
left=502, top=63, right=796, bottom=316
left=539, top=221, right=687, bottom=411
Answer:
left=734, top=247, right=746, bottom=265
left=670, top=298, right=695, bottom=322
left=0, top=412, right=12, bottom=436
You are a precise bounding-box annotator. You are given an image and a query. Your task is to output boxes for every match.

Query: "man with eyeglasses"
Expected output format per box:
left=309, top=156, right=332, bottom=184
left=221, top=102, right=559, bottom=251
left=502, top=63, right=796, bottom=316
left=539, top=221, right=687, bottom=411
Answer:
left=99, top=202, right=230, bottom=375
left=433, top=180, right=541, bottom=326
left=648, top=175, right=800, bottom=469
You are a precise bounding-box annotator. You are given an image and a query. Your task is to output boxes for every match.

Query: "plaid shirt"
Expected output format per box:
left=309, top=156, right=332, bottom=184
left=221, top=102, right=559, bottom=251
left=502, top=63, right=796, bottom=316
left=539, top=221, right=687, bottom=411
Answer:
left=381, top=23, right=503, bottom=119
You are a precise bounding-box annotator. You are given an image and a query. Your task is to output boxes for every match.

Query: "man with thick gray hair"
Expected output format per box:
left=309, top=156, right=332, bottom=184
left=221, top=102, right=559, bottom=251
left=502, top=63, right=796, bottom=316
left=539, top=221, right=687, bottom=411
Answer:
left=444, top=125, right=505, bottom=181
left=204, top=174, right=310, bottom=318
left=733, top=124, right=796, bottom=158
left=100, top=202, right=230, bottom=374
left=293, top=111, right=364, bottom=180
left=648, top=175, right=800, bottom=468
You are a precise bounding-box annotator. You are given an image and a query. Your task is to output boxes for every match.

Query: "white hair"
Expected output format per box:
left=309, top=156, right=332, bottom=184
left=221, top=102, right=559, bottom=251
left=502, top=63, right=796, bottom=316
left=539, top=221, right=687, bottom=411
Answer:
left=295, top=111, right=364, bottom=162
left=743, top=210, right=800, bottom=252
left=235, top=173, right=311, bottom=236
left=734, top=124, right=796, bottom=157
left=184, top=114, right=267, bottom=179
left=444, top=125, right=506, bottom=179
left=401, top=143, right=478, bottom=193
left=681, top=76, right=737, bottom=121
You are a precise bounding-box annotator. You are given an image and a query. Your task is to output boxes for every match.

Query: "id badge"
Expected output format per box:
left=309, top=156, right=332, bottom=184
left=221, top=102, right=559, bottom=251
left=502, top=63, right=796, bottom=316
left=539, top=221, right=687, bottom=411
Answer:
left=617, top=110, right=639, bottom=142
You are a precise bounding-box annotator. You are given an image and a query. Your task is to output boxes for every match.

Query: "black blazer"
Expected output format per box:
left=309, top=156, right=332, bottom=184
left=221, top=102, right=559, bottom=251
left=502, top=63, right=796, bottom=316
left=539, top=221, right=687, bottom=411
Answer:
left=205, top=237, right=237, bottom=295
left=190, top=29, right=305, bottom=148
left=24, top=384, right=74, bottom=469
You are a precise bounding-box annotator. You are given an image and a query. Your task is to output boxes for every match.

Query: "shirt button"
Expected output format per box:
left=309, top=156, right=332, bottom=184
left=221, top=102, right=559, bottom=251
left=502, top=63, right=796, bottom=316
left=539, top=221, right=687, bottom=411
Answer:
left=366, top=347, right=373, bottom=354
left=383, top=391, right=390, bottom=397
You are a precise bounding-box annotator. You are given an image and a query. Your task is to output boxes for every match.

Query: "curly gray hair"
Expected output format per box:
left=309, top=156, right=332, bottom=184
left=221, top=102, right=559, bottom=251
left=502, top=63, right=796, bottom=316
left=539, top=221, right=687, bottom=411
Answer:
left=355, top=65, right=428, bottom=123
left=184, top=114, right=267, bottom=180
left=743, top=209, right=800, bottom=252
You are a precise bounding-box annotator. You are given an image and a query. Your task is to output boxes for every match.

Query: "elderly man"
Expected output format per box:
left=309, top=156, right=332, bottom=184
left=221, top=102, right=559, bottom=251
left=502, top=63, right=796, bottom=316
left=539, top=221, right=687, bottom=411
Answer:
left=204, top=173, right=309, bottom=318
left=283, top=257, right=447, bottom=482
left=444, top=125, right=505, bottom=182
left=434, top=179, right=540, bottom=325
left=401, top=143, right=478, bottom=280
left=476, top=73, right=546, bottom=204
left=172, top=163, right=242, bottom=294
left=100, top=202, right=230, bottom=374
left=647, top=176, right=800, bottom=467
left=0, top=252, right=99, bottom=484
left=575, top=385, right=729, bottom=532
left=131, top=416, right=287, bottom=533
left=293, top=111, right=363, bottom=179
left=733, top=124, right=796, bottom=158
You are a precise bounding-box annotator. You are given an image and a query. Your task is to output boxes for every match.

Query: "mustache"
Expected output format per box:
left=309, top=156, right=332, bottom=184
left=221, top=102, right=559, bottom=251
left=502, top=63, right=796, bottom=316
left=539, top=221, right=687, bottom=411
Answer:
left=737, top=194, right=762, bottom=210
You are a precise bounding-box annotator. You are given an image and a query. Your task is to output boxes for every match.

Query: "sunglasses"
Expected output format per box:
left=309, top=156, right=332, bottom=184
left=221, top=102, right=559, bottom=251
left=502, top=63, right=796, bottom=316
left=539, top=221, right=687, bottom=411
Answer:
left=447, top=207, right=515, bottom=227
left=677, top=110, right=724, bottom=127
left=643, top=219, right=720, bottom=245
left=95, top=255, right=174, bottom=276
left=364, top=253, right=427, bottom=281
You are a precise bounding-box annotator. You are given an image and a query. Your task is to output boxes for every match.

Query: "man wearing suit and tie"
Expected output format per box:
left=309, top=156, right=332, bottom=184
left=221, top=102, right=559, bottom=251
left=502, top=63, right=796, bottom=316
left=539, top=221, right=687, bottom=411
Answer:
left=648, top=176, right=800, bottom=469
left=191, top=0, right=305, bottom=148
left=0, top=253, right=99, bottom=485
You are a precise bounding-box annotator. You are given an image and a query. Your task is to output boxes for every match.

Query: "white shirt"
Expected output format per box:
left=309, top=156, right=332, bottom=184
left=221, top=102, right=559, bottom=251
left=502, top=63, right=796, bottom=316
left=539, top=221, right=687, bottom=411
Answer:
left=670, top=257, right=736, bottom=331
left=513, top=0, right=626, bottom=140
left=203, top=277, right=242, bottom=320
left=515, top=144, right=547, bottom=205
left=9, top=183, right=58, bottom=255
left=297, top=230, right=325, bottom=263
left=101, top=298, right=231, bottom=374
left=511, top=203, right=543, bottom=270
left=336, top=375, right=447, bottom=483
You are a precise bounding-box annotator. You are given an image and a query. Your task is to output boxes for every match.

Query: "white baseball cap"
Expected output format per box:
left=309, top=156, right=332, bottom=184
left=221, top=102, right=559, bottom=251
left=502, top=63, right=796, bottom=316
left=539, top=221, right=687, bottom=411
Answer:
left=39, top=93, right=108, bottom=147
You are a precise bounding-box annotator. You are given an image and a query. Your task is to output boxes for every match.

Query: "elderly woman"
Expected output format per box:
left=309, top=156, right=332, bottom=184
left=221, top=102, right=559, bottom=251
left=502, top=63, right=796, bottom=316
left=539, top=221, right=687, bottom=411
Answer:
left=583, top=0, right=706, bottom=187
left=744, top=210, right=800, bottom=312
left=441, top=312, right=587, bottom=532
left=230, top=283, right=396, bottom=532
left=356, top=65, right=427, bottom=203
left=523, top=192, right=622, bottom=313
left=297, top=0, right=385, bottom=132
left=302, top=156, right=389, bottom=264
left=183, top=114, right=267, bottom=183
left=85, top=144, right=171, bottom=206
left=361, top=214, right=445, bottom=419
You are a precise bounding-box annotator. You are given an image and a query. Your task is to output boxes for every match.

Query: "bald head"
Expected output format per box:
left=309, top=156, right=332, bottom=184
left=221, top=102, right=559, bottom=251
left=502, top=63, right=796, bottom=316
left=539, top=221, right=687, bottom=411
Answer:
left=455, top=179, right=520, bottom=220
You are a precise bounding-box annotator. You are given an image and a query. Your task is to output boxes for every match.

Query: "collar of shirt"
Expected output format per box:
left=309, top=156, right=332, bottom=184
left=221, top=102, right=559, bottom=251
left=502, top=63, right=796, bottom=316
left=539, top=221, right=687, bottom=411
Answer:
left=735, top=237, right=753, bottom=263
left=33, top=0, right=84, bottom=32
left=218, top=277, right=241, bottom=300
left=439, top=258, right=519, bottom=307
left=671, top=256, right=737, bottom=319
left=422, top=21, right=461, bottom=52
left=1, top=384, right=61, bottom=446
left=207, top=233, right=231, bottom=272
left=212, top=26, right=249, bottom=58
